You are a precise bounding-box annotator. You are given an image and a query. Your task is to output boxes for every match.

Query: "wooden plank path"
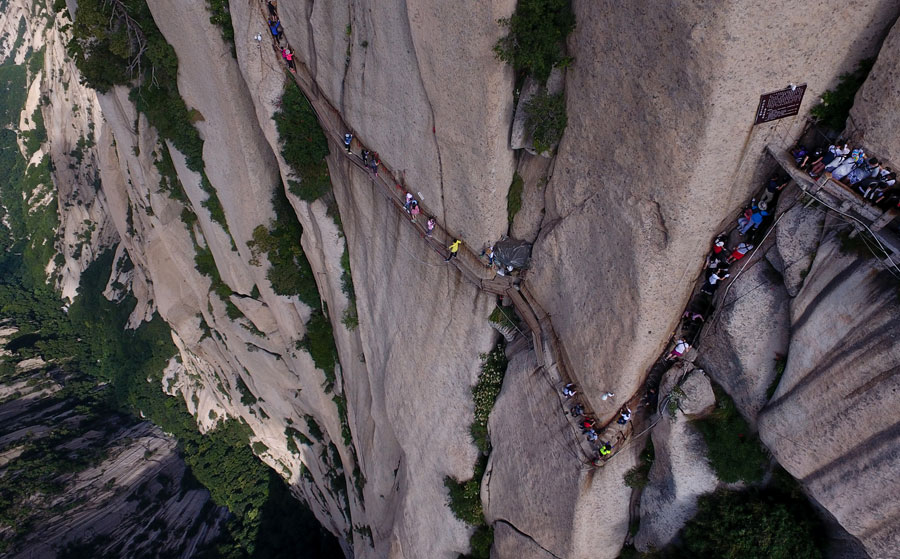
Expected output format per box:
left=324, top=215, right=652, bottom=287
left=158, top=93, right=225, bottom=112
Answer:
left=258, top=2, right=638, bottom=465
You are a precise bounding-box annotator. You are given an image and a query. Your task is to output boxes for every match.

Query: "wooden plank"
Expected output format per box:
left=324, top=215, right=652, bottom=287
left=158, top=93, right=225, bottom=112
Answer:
left=532, top=331, right=544, bottom=368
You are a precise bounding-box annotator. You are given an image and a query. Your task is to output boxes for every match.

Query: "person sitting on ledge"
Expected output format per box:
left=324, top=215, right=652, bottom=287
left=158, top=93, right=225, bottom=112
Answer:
left=846, top=157, right=880, bottom=186
left=831, top=149, right=864, bottom=181
left=562, top=383, right=577, bottom=399
left=617, top=406, right=632, bottom=425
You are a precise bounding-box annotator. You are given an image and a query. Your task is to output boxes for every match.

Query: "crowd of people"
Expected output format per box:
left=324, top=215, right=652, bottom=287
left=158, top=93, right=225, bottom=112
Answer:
left=793, top=142, right=899, bottom=208
left=560, top=383, right=634, bottom=461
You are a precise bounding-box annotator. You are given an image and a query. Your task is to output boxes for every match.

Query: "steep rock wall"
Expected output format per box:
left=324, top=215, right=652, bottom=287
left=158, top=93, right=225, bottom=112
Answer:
left=758, top=233, right=900, bottom=557
left=525, top=0, right=900, bottom=423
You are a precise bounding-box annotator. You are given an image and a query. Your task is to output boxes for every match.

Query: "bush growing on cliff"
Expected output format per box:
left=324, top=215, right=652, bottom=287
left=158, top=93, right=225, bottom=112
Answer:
left=623, top=439, right=655, bottom=489
left=274, top=80, right=332, bottom=202
left=493, top=0, right=575, bottom=83
left=246, top=185, right=320, bottom=307
left=297, top=308, right=338, bottom=389
left=506, top=172, right=524, bottom=224
left=470, top=344, right=509, bottom=453
left=68, top=0, right=231, bottom=233
left=692, top=384, right=768, bottom=483
left=206, top=0, right=235, bottom=57
left=525, top=90, right=567, bottom=153
left=679, top=484, right=824, bottom=559
left=810, top=58, right=874, bottom=133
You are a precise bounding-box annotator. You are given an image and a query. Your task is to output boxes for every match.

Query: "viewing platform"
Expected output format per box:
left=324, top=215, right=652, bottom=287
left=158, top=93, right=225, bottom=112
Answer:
left=767, top=145, right=900, bottom=261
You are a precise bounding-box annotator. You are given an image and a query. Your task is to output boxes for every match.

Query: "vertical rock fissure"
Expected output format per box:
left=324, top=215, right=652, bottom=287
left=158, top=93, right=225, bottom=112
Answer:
left=399, top=3, right=447, bottom=225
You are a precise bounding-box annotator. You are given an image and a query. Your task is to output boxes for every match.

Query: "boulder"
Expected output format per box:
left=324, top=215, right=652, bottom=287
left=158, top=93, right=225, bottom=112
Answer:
left=635, top=366, right=718, bottom=551
left=773, top=190, right=825, bottom=296
left=696, top=258, right=790, bottom=423
left=758, top=234, right=900, bottom=557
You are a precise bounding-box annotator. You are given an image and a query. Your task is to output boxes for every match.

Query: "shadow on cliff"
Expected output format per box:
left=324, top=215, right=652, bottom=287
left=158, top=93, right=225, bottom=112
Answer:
left=248, top=476, right=344, bottom=559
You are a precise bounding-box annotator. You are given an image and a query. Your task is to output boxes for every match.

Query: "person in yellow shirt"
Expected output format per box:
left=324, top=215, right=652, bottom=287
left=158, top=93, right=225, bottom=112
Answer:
left=445, top=239, right=461, bottom=262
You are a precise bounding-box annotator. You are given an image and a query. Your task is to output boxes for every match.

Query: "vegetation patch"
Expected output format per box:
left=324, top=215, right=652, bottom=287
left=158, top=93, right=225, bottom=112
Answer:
left=0, top=250, right=341, bottom=557
left=246, top=184, right=320, bottom=307
left=811, top=58, right=874, bottom=132
left=297, top=308, right=337, bottom=390
left=206, top=0, right=235, bottom=56
left=273, top=79, right=332, bottom=202
left=525, top=90, right=567, bottom=153
left=692, top=384, right=768, bottom=483
left=493, top=0, right=575, bottom=83
left=68, top=0, right=231, bottom=236
left=444, top=343, right=509, bottom=558
left=623, top=438, right=655, bottom=489
left=506, top=172, right=524, bottom=224
left=470, top=343, right=508, bottom=453
left=340, top=247, right=359, bottom=330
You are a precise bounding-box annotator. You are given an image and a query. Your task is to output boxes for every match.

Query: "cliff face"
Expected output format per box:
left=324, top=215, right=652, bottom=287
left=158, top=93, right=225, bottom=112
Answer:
left=8, top=0, right=900, bottom=557
left=0, top=350, right=227, bottom=557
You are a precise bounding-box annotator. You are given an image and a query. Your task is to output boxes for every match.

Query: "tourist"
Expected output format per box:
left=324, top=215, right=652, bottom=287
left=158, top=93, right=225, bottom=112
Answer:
left=601, top=391, right=615, bottom=401
left=737, top=200, right=768, bottom=235
left=585, top=429, right=598, bottom=442
left=846, top=157, right=880, bottom=185
left=598, top=442, right=612, bottom=457
left=726, top=242, right=754, bottom=264
left=570, top=403, right=585, bottom=417
left=404, top=192, right=414, bottom=212
left=666, top=339, right=690, bottom=360
left=281, top=48, right=295, bottom=71
left=831, top=149, right=864, bottom=181
left=370, top=153, right=380, bottom=176
left=580, top=417, right=596, bottom=433
left=268, top=18, right=283, bottom=41
left=562, top=383, right=577, bottom=399
left=617, top=406, right=632, bottom=425
left=267, top=0, right=278, bottom=18
left=482, top=246, right=495, bottom=267
left=760, top=177, right=787, bottom=205
left=425, top=217, right=436, bottom=237
left=409, top=200, right=420, bottom=222
left=444, top=239, right=461, bottom=262
left=361, top=149, right=369, bottom=166
left=344, top=132, right=353, bottom=153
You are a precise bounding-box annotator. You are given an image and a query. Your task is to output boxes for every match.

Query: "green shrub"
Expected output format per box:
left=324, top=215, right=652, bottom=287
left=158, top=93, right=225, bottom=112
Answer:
left=493, top=0, right=575, bottom=82
left=679, top=488, right=824, bottom=559
left=274, top=80, right=332, bottom=202
left=623, top=439, right=655, bottom=489
left=251, top=441, right=268, bottom=454
left=810, top=58, right=874, bottom=132
left=692, top=385, right=768, bottom=483
left=235, top=376, right=258, bottom=406
left=298, top=309, right=337, bottom=388
left=333, top=393, right=352, bottom=446
left=470, top=344, right=508, bottom=453
left=340, top=247, right=359, bottom=330
left=247, top=186, right=320, bottom=307
left=468, top=524, right=493, bottom=559
left=444, top=456, right=487, bottom=526
left=525, top=90, right=567, bottom=153
left=489, top=305, right=519, bottom=331
left=206, top=0, right=235, bottom=56
left=304, top=415, right=324, bottom=442
left=506, top=172, right=524, bottom=224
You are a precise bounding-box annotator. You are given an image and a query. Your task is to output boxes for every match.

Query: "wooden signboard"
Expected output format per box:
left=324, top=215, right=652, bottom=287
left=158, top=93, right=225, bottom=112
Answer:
left=754, top=84, right=807, bottom=125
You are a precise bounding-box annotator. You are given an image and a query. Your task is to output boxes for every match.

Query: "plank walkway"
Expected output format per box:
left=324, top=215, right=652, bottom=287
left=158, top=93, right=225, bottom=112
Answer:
left=258, top=2, right=637, bottom=466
